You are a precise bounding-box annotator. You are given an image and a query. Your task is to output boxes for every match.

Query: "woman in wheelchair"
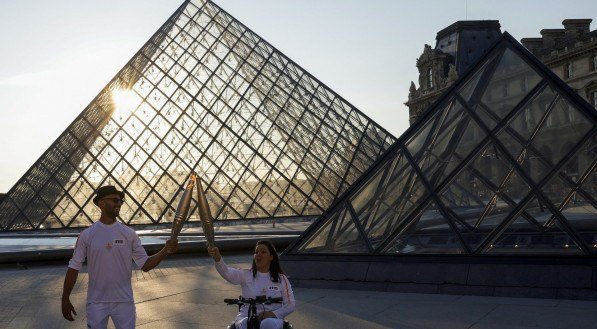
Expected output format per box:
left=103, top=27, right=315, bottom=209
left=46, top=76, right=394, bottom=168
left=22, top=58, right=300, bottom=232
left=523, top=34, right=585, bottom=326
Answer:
left=208, top=240, right=295, bottom=329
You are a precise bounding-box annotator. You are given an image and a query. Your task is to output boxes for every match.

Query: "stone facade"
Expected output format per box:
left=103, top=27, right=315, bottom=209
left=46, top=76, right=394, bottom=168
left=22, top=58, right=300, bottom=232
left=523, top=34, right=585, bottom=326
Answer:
left=407, top=19, right=597, bottom=125
left=405, top=45, right=457, bottom=125
left=522, top=19, right=597, bottom=107
left=405, top=21, right=502, bottom=124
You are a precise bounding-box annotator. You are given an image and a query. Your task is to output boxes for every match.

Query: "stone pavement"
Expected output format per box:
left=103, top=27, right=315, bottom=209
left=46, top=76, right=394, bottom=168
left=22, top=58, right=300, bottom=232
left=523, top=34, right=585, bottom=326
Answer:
left=1, top=253, right=597, bottom=329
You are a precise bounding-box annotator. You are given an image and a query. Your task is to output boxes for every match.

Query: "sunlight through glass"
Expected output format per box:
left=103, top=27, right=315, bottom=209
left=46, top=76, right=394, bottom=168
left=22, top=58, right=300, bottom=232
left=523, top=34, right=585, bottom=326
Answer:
left=112, top=88, right=141, bottom=119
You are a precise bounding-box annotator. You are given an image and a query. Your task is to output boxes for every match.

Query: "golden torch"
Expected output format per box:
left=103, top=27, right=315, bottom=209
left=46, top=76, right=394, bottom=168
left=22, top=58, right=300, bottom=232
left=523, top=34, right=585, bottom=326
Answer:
left=170, top=173, right=196, bottom=240
left=196, top=175, right=215, bottom=248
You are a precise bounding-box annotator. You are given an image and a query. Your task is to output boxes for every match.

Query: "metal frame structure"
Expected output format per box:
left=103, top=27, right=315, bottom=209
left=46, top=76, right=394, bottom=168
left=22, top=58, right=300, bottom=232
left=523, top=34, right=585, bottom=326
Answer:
left=285, top=32, right=597, bottom=257
left=0, top=0, right=394, bottom=231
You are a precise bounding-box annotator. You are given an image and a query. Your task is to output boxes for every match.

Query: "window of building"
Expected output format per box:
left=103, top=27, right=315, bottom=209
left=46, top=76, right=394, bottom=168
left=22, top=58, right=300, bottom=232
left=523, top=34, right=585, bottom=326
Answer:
left=520, top=76, right=528, bottom=92
left=565, top=63, right=573, bottom=79
left=539, top=97, right=551, bottom=110
left=428, top=68, right=433, bottom=89
left=521, top=107, right=532, bottom=130
left=591, top=91, right=597, bottom=107
left=561, top=142, right=579, bottom=181
left=592, top=54, right=597, bottom=71
left=567, top=105, right=575, bottom=122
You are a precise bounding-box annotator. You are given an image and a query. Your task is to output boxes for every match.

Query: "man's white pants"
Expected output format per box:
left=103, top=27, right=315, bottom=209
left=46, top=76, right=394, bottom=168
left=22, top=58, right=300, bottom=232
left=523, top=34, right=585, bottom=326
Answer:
left=235, top=317, right=284, bottom=329
left=86, top=302, right=136, bottom=329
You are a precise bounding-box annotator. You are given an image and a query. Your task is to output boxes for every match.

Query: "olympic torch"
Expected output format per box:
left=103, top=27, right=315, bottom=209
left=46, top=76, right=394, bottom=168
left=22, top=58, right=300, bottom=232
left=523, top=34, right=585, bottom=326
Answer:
left=196, top=176, right=215, bottom=248
left=170, top=173, right=196, bottom=240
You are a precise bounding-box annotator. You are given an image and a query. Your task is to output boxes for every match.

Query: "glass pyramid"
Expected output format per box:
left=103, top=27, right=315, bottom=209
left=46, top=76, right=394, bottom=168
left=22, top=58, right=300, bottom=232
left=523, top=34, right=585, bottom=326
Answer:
left=0, top=0, right=394, bottom=231
left=286, top=33, right=597, bottom=256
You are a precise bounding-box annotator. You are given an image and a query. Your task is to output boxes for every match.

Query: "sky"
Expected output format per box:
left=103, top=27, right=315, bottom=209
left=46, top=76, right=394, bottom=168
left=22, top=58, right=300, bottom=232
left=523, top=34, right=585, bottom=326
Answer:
left=0, top=0, right=596, bottom=193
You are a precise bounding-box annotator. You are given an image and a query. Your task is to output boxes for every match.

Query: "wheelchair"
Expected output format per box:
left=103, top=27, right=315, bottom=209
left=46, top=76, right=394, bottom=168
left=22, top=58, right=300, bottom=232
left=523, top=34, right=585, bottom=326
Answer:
left=226, top=320, right=293, bottom=329
left=225, top=296, right=293, bottom=329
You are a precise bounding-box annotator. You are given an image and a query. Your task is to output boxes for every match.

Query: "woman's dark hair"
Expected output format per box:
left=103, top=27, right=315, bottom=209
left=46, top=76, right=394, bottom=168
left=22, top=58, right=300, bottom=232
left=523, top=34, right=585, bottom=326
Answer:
left=252, top=240, right=285, bottom=282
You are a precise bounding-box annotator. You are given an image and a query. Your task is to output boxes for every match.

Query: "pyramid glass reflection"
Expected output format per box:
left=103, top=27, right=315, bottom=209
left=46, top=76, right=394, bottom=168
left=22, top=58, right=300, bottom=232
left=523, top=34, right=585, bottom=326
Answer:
left=0, top=0, right=394, bottom=231
left=286, top=33, right=596, bottom=256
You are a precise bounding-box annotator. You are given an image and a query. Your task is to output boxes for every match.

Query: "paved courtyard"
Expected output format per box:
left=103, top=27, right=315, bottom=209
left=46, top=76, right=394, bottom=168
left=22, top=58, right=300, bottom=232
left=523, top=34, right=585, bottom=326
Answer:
left=1, top=253, right=597, bottom=329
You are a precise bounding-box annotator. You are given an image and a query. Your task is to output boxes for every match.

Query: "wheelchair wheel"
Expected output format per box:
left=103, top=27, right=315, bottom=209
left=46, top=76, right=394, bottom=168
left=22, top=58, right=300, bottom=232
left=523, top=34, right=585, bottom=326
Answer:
left=228, top=319, right=292, bottom=329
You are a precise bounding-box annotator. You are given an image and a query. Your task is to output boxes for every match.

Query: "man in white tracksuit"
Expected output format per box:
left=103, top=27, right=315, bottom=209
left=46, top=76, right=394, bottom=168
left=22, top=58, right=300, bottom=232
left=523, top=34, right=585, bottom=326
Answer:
left=61, top=185, right=178, bottom=329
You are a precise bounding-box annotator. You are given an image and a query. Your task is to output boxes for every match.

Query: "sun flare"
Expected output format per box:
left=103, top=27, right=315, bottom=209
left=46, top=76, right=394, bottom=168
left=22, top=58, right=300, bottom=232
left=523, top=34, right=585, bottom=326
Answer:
left=111, top=88, right=140, bottom=119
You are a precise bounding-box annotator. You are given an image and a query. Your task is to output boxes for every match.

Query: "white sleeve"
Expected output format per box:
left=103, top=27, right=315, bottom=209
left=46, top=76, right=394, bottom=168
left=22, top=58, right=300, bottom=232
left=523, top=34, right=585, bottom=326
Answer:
left=214, top=257, right=246, bottom=285
left=68, top=231, right=87, bottom=271
left=131, top=232, right=149, bottom=268
left=272, top=274, right=295, bottom=319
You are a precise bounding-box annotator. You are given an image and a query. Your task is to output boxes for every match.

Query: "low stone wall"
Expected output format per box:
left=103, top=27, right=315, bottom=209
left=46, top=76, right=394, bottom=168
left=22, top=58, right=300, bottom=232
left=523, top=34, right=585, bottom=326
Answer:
left=282, top=256, right=597, bottom=300
left=0, top=236, right=295, bottom=265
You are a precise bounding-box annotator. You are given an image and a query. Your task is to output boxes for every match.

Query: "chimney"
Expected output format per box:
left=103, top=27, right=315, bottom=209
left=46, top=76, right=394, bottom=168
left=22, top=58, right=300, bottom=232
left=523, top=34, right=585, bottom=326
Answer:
left=521, top=38, right=544, bottom=55
left=540, top=29, right=565, bottom=49
left=562, top=19, right=592, bottom=41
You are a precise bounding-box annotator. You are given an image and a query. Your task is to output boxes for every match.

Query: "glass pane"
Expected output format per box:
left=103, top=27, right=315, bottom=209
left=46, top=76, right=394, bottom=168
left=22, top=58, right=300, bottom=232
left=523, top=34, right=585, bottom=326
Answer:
left=382, top=201, right=465, bottom=254
left=439, top=141, right=532, bottom=251
left=457, top=52, right=498, bottom=102
left=543, top=174, right=574, bottom=209
left=559, top=194, right=597, bottom=251
left=581, top=162, right=596, bottom=201
left=562, top=135, right=595, bottom=186
left=508, top=86, right=556, bottom=141
left=408, top=100, right=487, bottom=188
left=480, top=48, right=542, bottom=120
left=22, top=195, right=50, bottom=228
left=527, top=97, right=592, bottom=172
left=297, top=203, right=369, bottom=254
left=350, top=151, right=430, bottom=250
left=349, top=159, right=389, bottom=215
left=488, top=196, right=582, bottom=255
left=37, top=177, right=65, bottom=210
left=7, top=213, right=33, bottom=231
left=406, top=100, right=451, bottom=157
left=38, top=214, right=65, bottom=230
left=496, top=130, right=551, bottom=184
left=129, top=208, right=157, bottom=225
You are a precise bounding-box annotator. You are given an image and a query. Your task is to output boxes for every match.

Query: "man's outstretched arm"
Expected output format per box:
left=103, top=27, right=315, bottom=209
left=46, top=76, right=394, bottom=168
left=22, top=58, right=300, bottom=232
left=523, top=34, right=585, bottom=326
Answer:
left=61, top=268, right=79, bottom=321
left=141, top=239, right=178, bottom=272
